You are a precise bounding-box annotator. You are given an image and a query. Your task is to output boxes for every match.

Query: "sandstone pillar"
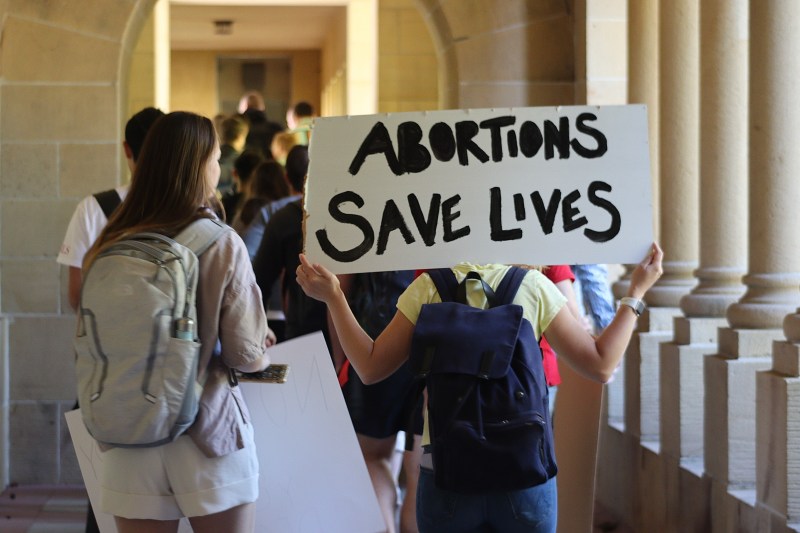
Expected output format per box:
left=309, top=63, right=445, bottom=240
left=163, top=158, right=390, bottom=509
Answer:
left=706, top=1, right=800, bottom=530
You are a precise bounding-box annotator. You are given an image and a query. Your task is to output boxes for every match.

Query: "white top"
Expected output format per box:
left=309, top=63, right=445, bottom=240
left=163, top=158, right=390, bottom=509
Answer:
left=57, top=185, right=129, bottom=268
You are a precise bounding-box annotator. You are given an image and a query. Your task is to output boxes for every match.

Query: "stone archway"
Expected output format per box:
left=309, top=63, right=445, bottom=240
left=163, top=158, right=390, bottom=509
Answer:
left=413, top=0, right=576, bottom=109
left=0, top=0, right=156, bottom=486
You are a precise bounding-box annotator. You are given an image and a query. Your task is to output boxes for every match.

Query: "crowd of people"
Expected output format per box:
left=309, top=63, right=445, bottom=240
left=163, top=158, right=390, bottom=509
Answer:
left=59, top=93, right=663, bottom=533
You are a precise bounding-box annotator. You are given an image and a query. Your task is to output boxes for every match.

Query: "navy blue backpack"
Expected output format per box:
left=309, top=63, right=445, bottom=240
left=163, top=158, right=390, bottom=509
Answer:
left=409, top=266, right=557, bottom=493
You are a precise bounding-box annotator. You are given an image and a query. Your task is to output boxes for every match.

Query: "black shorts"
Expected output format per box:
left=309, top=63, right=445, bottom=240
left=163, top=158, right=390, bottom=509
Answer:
left=342, top=360, right=423, bottom=444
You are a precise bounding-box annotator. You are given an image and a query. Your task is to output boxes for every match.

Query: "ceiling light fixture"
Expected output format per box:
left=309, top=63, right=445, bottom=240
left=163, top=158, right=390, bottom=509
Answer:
left=214, top=20, right=233, bottom=35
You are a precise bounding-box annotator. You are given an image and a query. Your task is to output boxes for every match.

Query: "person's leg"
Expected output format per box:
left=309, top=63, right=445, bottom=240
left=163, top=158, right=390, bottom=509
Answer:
left=399, top=434, right=423, bottom=533
left=359, top=432, right=402, bottom=533
left=113, top=517, right=179, bottom=533
left=188, top=502, right=256, bottom=533
left=486, top=477, right=557, bottom=533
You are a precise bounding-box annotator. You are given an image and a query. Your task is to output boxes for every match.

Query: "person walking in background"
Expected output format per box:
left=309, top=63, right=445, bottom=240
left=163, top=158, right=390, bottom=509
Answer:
left=83, top=111, right=272, bottom=533
left=286, top=101, right=315, bottom=145
left=217, top=114, right=249, bottom=196
left=220, top=149, right=264, bottom=224
left=239, top=91, right=283, bottom=158
left=231, top=160, right=289, bottom=236
left=252, top=146, right=330, bottom=347
left=270, top=130, right=300, bottom=166
left=58, top=107, right=165, bottom=312
left=571, top=264, right=617, bottom=332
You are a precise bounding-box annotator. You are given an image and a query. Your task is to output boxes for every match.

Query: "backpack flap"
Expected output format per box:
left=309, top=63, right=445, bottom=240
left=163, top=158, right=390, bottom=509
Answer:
left=410, top=301, right=524, bottom=379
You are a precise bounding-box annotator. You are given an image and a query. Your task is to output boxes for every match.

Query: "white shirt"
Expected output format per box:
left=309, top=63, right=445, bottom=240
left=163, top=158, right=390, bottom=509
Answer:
left=57, top=185, right=129, bottom=268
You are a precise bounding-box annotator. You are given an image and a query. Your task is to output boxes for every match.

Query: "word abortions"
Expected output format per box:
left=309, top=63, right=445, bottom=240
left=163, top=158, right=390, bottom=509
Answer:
left=316, top=113, right=620, bottom=262
left=348, top=113, right=606, bottom=175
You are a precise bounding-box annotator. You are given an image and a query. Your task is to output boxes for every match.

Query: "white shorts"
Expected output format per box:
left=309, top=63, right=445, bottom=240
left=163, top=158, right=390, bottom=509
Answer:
left=99, top=416, right=259, bottom=520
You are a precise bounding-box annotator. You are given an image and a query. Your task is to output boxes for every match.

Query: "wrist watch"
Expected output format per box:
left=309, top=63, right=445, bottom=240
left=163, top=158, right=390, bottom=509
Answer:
left=620, top=297, right=645, bottom=317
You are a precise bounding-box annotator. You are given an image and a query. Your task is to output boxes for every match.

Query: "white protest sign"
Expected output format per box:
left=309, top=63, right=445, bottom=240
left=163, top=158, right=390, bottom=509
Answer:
left=304, top=105, right=653, bottom=274
left=66, top=332, right=384, bottom=533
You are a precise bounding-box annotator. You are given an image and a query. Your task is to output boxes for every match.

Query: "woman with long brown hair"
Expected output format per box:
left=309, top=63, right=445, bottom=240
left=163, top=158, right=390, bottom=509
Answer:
left=84, top=111, right=272, bottom=533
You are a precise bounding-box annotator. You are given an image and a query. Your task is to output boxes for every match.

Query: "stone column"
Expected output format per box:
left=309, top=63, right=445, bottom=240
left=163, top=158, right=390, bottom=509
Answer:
left=622, top=3, right=700, bottom=530
left=605, top=0, right=658, bottom=432
left=754, top=1, right=800, bottom=527
left=658, top=1, right=748, bottom=530
left=624, top=0, right=697, bottom=448
left=612, top=0, right=659, bottom=302
left=706, top=1, right=800, bottom=530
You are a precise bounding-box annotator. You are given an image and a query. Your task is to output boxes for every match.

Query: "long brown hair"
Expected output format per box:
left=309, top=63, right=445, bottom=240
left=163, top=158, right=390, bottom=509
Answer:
left=84, top=111, right=221, bottom=270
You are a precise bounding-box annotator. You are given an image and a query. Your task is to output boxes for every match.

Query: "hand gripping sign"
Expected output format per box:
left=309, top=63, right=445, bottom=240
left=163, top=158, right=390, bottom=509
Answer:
left=303, top=105, right=653, bottom=274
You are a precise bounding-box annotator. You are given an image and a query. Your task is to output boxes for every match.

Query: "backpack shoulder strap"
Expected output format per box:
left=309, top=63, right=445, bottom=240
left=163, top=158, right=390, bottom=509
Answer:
left=427, top=268, right=458, bottom=302
left=174, top=218, right=229, bottom=256
left=493, top=266, right=528, bottom=306
left=93, top=188, right=122, bottom=219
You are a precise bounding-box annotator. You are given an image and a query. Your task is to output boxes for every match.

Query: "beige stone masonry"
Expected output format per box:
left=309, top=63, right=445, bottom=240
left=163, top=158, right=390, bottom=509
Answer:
left=457, top=82, right=574, bottom=108
left=455, top=18, right=573, bottom=83
left=1, top=260, right=60, bottom=314
left=673, top=317, right=727, bottom=345
left=0, top=317, right=8, bottom=488
left=756, top=367, right=800, bottom=525
left=718, top=328, right=784, bottom=359
left=1, top=85, right=117, bottom=142
left=626, top=331, right=670, bottom=441
left=9, top=402, right=59, bottom=483
left=613, top=0, right=659, bottom=301
left=647, top=0, right=699, bottom=308
left=9, top=317, right=78, bottom=401
left=774, top=341, right=800, bottom=377
left=710, top=486, right=758, bottom=533
left=642, top=306, right=682, bottom=333
left=726, top=0, right=800, bottom=330
left=439, top=0, right=567, bottom=39
left=0, top=143, right=58, bottom=198
left=660, top=317, right=727, bottom=459
left=679, top=0, right=747, bottom=317
left=58, top=143, right=120, bottom=198
left=705, top=354, right=772, bottom=488
left=1, top=200, right=76, bottom=257
left=7, top=0, right=134, bottom=41
left=1, top=16, right=120, bottom=82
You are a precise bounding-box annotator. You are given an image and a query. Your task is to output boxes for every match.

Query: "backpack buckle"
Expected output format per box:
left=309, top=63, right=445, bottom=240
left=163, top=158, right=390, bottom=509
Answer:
left=478, top=351, right=494, bottom=380
left=416, top=346, right=435, bottom=378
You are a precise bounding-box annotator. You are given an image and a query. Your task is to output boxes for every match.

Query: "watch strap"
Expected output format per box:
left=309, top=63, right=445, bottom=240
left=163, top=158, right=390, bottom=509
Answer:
left=620, top=297, right=645, bottom=317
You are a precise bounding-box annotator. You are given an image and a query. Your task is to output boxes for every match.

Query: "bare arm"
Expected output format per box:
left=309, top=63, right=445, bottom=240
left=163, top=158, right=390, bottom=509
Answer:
left=328, top=274, right=355, bottom=374
left=544, top=244, right=663, bottom=382
left=554, top=278, right=592, bottom=332
left=68, top=266, right=82, bottom=311
left=297, top=254, right=413, bottom=384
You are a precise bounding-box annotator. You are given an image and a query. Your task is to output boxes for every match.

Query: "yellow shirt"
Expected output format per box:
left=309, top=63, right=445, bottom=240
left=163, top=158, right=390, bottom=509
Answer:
left=396, top=263, right=567, bottom=446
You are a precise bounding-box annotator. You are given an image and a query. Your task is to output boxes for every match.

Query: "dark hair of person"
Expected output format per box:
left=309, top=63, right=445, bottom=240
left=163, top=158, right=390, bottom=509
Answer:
left=293, top=101, right=313, bottom=118
left=85, top=111, right=221, bottom=269
left=233, top=150, right=264, bottom=189
left=220, top=115, right=248, bottom=144
left=285, top=145, right=309, bottom=193
left=124, top=107, right=165, bottom=161
left=238, top=161, right=290, bottom=227
left=249, top=161, right=290, bottom=201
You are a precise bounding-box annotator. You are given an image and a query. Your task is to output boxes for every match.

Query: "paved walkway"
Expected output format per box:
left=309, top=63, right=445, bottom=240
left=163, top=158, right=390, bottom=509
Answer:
left=0, top=484, right=87, bottom=532
left=0, top=483, right=635, bottom=532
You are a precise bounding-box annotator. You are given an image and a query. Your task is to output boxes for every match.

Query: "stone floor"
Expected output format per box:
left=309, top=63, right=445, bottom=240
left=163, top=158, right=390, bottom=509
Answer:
left=0, top=483, right=634, bottom=532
